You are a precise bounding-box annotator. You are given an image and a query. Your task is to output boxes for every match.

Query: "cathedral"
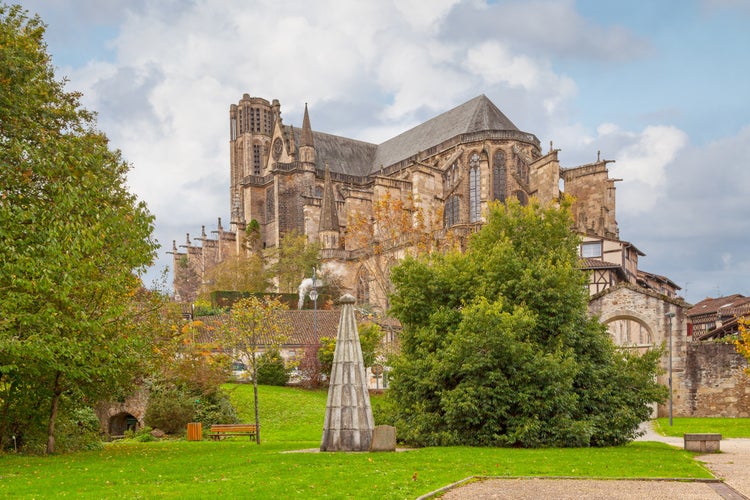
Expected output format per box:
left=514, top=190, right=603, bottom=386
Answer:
left=172, top=93, right=679, bottom=312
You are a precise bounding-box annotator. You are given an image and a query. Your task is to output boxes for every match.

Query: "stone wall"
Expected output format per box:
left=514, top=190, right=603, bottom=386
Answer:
left=677, top=343, right=750, bottom=417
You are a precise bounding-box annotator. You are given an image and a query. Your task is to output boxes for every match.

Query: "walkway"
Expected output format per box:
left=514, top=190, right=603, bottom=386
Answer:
left=430, top=422, right=750, bottom=499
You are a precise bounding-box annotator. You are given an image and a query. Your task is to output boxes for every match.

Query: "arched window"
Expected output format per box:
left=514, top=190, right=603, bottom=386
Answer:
left=469, top=154, right=480, bottom=223
left=356, top=267, right=370, bottom=306
left=444, top=195, right=459, bottom=227
left=493, top=150, right=506, bottom=202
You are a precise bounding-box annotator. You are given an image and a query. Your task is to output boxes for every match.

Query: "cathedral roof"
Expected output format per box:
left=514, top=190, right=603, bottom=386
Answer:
left=290, top=94, right=522, bottom=177
left=371, top=94, right=520, bottom=172
left=290, top=126, right=376, bottom=177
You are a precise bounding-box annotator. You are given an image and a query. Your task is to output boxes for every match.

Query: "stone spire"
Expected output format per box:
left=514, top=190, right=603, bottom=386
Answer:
left=301, top=102, right=314, bottom=147
left=320, top=294, right=374, bottom=451
left=318, top=164, right=340, bottom=249
left=299, top=102, right=316, bottom=166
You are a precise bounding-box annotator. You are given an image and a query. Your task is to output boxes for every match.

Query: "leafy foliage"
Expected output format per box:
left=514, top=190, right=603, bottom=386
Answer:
left=273, top=230, right=321, bottom=294
left=256, top=349, right=289, bottom=386
left=734, top=317, right=750, bottom=371
left=0, top=5, right=158, bottom=453
left=384, top=198, right=666, bottom=447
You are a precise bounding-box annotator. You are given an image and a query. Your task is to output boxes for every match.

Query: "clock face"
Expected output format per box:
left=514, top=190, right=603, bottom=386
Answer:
left=272, top=137, right=283, bottom=160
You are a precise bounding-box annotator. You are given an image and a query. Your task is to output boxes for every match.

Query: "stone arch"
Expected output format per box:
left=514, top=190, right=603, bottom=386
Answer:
left=600, top=310, right=655, bottom=354
left=109, top=411, right=139, bottom=437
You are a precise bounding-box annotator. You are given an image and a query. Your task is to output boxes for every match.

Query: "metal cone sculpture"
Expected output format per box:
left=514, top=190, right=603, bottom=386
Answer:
left=320, top=294, right=374, bottom=451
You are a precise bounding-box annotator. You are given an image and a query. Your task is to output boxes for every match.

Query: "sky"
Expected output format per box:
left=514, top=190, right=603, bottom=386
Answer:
left=12, top=0, right=750, bottom=304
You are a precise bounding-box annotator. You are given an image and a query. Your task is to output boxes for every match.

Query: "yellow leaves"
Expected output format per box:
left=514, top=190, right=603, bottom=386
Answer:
left=734, top=317, right=750, bottom=374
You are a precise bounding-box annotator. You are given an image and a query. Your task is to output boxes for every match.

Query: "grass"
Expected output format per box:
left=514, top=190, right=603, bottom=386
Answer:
left=655, top=417, right=750, bottom=438
left=0, top=384, right=714, bottom=499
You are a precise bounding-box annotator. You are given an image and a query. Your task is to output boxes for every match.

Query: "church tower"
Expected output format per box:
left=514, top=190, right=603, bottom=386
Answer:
left=229, top=94, right=276, bottom=229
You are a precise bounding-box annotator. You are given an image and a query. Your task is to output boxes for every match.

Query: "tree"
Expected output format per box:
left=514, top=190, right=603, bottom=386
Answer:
left=221, top=296, right=290, bottom=443
left=317, top=321, right=384, bottom=381
left=385, top=198, right=666, bottom=447
left=199, top=253, right=270, bottom=298
left=273, top=230, right=320, bottom=294
left=346, top=191, right=446, bottom=311
left=734, top=317, right=750, bottom=372
left=0, top=5, right=158, bottom=453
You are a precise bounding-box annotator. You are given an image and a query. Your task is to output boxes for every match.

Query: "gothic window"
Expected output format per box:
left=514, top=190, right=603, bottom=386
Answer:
left=493, top=150, right=506, bottom=202
left=514, top=190, right=528, bottom=206
left=266, top=187, right=275, bottom=221
left=356, top=267, right=370, bottom=306
left=444, top=161, right=459, bottom=191
left=469, top=154, right=480, bottom=223
left=253, top=144, right=261, bottom=175
left=445, top=195, right=459, bottom=228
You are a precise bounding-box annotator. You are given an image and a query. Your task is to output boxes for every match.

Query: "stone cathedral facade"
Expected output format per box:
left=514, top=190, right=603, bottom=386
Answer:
left=172, top=93, right=679, bottom=312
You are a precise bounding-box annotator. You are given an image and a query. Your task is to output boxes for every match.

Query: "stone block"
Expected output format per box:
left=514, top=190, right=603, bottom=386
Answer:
left=684, top=433, right=721, bottom=453
left=370, top=425, right=396, bottom=452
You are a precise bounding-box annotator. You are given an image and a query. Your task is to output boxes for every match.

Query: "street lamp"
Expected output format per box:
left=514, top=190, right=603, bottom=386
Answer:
left=666, top=311, right=676, bottom=426
left=309, top=267, right=319, bottom=339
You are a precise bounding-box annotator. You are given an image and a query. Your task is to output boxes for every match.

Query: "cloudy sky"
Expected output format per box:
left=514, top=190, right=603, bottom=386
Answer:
left=14, top=0, right=750, bottom=304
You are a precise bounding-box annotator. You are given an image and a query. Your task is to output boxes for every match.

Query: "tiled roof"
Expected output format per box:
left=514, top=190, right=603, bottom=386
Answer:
left=193, top=310, right=341, bottom=347
left=578, top=258, right=621, bottom=270
left=687, top=294, right=750, bottom=318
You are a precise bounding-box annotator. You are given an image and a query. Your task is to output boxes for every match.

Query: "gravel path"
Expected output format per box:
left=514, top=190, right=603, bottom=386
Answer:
left=429, top=423, right=750, bottom=499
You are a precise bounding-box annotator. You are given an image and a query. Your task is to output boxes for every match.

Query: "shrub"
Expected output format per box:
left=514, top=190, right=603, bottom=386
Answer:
left=256, top=350, right=289, bottom=386
left=144, top=387, right=195, bottom=434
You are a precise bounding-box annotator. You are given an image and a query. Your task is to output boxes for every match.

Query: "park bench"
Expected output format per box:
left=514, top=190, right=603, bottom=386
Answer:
left=209, top=423, right=257, bottom=441
left=684, top=433, right=721, bottom=453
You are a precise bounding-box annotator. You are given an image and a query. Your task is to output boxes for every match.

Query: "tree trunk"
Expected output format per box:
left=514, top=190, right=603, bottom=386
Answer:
left=252, top=356, right=261, bottom=444
left=46, top=371, right=62, bottom=454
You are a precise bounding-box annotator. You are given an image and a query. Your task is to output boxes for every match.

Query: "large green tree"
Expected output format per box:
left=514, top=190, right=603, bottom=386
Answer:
left=0, top=4, right=158, bottom=453
left=385, top=198, right=666, bottom=447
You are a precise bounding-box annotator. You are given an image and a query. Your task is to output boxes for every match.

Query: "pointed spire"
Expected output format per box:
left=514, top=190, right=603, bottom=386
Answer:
left=319, top=163, right=340, bottom=234
left=320, top=294, right=374, bottom=451
left=301, top=102, right=314, bottom=147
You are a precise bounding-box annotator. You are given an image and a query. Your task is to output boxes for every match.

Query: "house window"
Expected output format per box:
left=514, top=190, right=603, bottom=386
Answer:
left=445, top=195, right=459, bottom=227
left=493, top=150, right=506, bottom=202
left=469, top=154, right=480, bottom=223
left=581, top=241, right=602, bottom=258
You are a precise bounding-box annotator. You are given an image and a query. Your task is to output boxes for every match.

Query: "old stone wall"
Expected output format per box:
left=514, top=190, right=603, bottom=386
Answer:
left=677, top=343, right=750, bottom=417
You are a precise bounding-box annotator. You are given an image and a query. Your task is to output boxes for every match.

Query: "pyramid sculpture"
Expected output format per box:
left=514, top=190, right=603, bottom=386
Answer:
left=320, top=294, right=374, bottom=451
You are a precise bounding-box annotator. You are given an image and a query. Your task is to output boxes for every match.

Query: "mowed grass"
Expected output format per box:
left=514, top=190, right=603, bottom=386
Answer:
left=0, top=385, right=713, bottom=499
left=655, top=417, right=750, bottom=438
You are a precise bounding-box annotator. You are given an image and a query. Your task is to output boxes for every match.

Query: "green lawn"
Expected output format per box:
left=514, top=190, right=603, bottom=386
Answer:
left=655, top=417, right=750, bottom=438
left=0, top=385, right=714, bottom=499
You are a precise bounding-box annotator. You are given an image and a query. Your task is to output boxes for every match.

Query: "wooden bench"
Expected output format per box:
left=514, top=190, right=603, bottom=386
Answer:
left=209, top=424, right=257, bottom=441
left=684, top=433, right=721, bottom=453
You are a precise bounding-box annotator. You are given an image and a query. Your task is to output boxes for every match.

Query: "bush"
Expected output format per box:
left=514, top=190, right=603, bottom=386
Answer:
left=144, top=387, right=196, bottom=434
left=256, top=350, right=289, bottom=386
left=55, top=405, right=104, bottom=452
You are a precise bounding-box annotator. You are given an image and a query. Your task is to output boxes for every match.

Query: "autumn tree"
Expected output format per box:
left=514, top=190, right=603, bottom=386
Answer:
left=273, top=230, right=321, bottom=294
left=221, top=296, right=290, bottom=443
left=384, top=198, right=666, bottom=447
left=0, top=5, right=158, bottom=453
left=346, top=190, right=446, bottom=311
left=734, top=318, right=750, bottom=372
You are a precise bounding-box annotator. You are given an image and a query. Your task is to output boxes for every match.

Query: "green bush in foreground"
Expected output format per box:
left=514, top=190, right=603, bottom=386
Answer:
left=385, top=199, right=667, bottom=448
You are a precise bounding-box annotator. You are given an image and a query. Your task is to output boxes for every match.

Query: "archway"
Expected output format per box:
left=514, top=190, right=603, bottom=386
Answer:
left=603, top=314, right=655, bottom=355
left=109, top=412, right=139, bottom=437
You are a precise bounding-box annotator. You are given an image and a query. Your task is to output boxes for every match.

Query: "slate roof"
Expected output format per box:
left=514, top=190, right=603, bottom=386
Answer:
left=290, top=126, right=376, bottom=177
left=288, top=94, right=523, bottom=177
left=372, top=94, right=520, bottom=172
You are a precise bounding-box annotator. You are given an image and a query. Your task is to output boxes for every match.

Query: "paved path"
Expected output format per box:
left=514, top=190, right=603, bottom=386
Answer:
left=431, top=423, right=750, bottom=499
